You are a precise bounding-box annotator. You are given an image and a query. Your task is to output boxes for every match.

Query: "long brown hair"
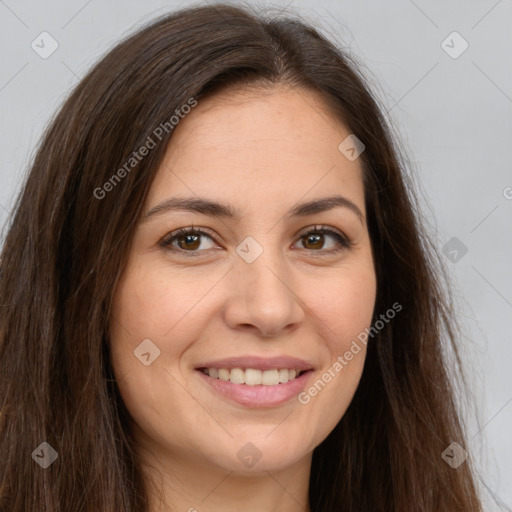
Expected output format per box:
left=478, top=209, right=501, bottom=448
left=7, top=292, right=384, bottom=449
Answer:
left=0, top=3, right=483, bottom=510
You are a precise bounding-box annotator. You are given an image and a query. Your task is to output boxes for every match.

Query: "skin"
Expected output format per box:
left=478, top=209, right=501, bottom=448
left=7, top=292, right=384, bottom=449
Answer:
left=109, top=84, right=377, bottom=512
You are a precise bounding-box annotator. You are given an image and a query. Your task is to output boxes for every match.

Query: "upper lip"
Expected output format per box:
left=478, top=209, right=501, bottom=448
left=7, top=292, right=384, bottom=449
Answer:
left=195, top=355, right=315, bottom=372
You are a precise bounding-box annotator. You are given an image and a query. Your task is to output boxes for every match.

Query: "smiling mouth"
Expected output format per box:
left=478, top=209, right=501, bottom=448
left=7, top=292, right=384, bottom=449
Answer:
left=197, top=367, right=309, bottom=386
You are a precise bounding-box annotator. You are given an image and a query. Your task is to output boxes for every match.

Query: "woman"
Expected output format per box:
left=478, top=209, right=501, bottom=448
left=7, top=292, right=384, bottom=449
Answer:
left=0, top=3, right=483, bottom=510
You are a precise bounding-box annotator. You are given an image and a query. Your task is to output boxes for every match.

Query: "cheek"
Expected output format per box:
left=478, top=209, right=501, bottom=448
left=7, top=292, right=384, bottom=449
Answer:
left=297, top=260, right=376, bottom=430
left=309, top=260, right=377, bottom=353
left=110, top=263, right=217, bottom=353
left=108, top=264, right=216, bottom=446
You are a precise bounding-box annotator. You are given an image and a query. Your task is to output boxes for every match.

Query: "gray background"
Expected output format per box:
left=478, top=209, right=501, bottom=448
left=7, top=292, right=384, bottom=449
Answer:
left=1, top=0, right=510, bottom=507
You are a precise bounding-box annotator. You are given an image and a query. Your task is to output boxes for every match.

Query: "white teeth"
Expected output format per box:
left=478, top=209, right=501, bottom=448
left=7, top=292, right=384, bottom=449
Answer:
left=229, top=368, right=245, bottom=384
left=262, top=369, right=279, bottom=385
left=218, top=368, right=230, bottom=381
left=202, top=367, right=304, bottom=385
left=245, top=368, right=262, bottom=386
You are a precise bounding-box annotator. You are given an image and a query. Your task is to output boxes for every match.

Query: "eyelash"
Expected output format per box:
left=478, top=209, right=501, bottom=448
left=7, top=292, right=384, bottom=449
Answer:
left=159, top=224, right=353, bottom=257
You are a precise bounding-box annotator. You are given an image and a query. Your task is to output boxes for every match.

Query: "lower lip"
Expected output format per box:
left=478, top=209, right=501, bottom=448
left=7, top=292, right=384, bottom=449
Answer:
left=196, top=370, right=313, bottom=408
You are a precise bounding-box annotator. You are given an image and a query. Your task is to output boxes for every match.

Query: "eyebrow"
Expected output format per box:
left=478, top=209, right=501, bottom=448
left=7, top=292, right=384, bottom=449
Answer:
left=143, top=195, right=364, bottom=223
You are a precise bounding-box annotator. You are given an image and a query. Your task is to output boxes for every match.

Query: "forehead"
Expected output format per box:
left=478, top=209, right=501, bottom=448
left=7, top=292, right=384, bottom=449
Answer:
left=146, top=85, right=365, bottom=216
left=170, top=84, right=349, bottom=152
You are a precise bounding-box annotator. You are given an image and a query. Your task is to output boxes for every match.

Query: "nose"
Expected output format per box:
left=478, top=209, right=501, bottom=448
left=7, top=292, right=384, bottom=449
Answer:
left=223, top=247, right=305, bottom=338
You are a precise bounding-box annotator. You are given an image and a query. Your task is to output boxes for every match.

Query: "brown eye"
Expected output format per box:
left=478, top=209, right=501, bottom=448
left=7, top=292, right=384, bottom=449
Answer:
left=176, top=232, right=201, bottom=251
left=160, top=227, right=218, bottom=254
left=295, top=225, right=352, bottom=253
left=302, top=233, right=325, bottom=250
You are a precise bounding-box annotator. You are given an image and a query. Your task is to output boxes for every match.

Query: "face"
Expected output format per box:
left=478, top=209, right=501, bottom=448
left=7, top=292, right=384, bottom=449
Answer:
left=109, top=85, right=377, bottom=476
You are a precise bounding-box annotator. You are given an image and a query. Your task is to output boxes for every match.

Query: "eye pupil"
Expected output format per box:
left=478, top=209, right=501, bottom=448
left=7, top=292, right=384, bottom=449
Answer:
left=178, top=234, right=200, bottom=250
left=304, top=233, right=324, bottom=249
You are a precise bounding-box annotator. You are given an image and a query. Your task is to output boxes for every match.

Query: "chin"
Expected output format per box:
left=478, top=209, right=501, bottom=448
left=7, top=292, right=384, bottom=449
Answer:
left=200, top=435, right=311, bottom=475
